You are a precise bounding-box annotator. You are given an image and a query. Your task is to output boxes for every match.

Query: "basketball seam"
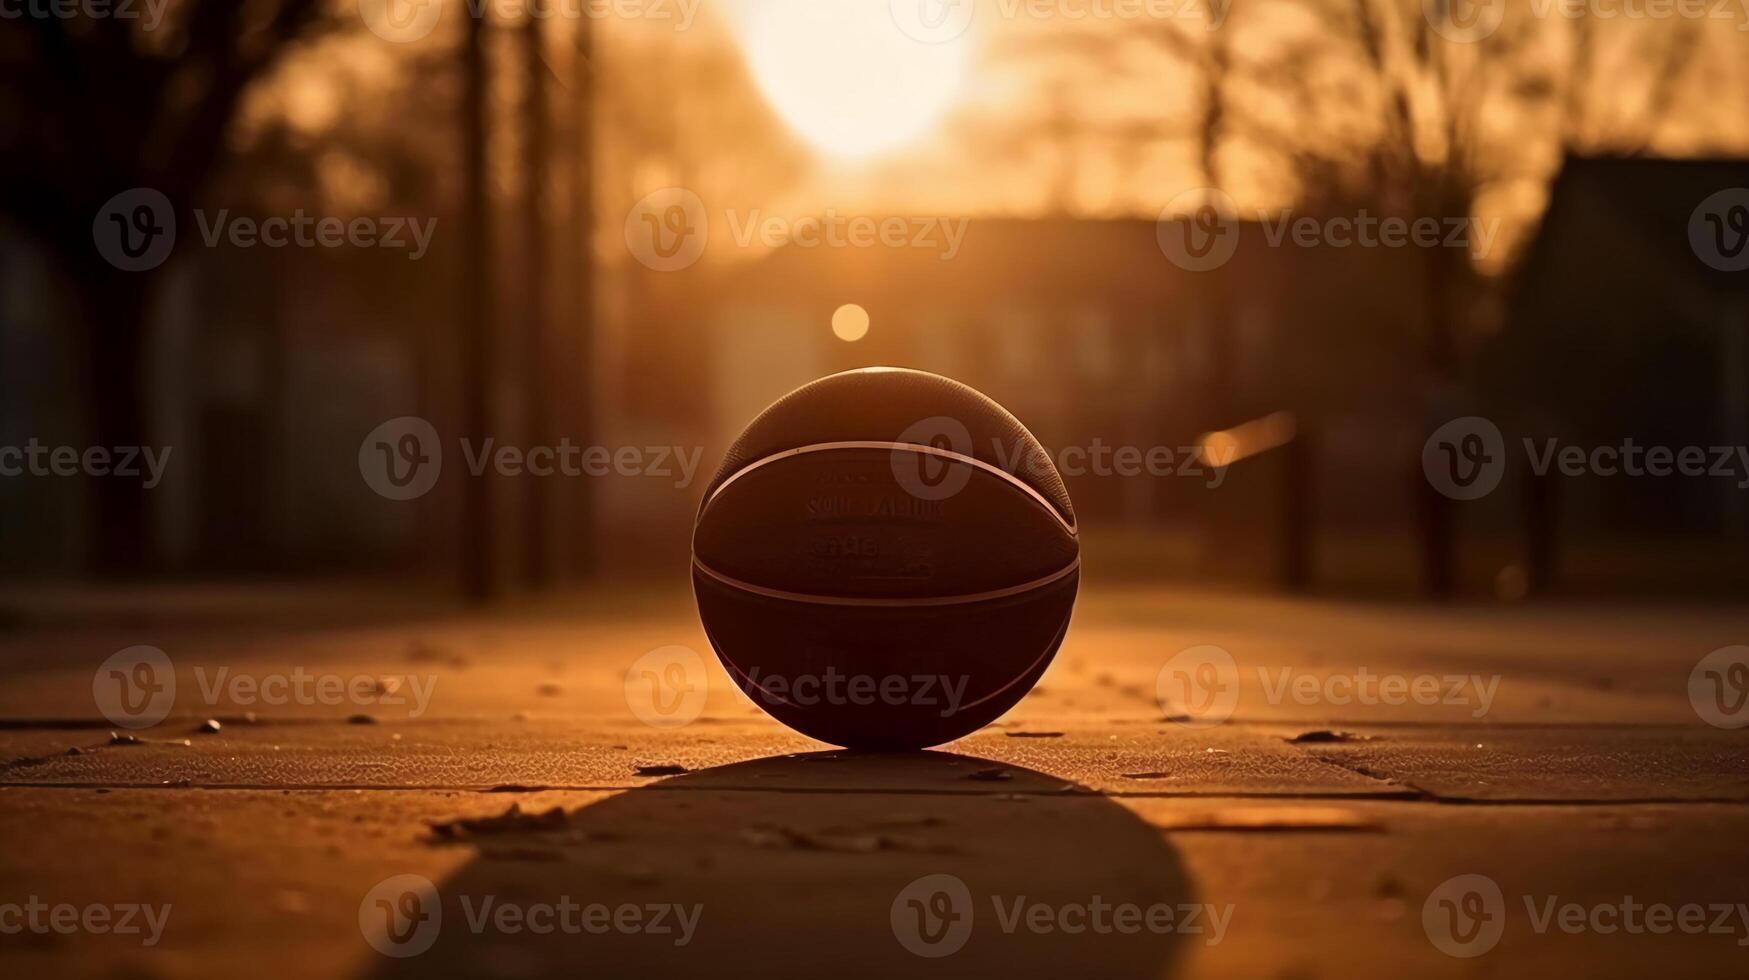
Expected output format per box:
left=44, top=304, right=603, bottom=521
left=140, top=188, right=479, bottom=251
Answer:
left=701, top=440, right=1078, bottom=536
left=692, top=555, right=1080, bottom=607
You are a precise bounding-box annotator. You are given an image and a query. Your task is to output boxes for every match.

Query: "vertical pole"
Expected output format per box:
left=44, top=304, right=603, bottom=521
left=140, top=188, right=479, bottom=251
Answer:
left=522, top=9, right=552, bottom=588
left=1281, top=425, right=1311, bottom=592
left=1420, top=227, right=1458, bottom=599
left=569, top=17, right=597, bottom=579
left=1721, top=307, right=1747, bottom=539
left=461, top=4, right=498, bottom=601
left=1524, top=467, right=1558, bottom=596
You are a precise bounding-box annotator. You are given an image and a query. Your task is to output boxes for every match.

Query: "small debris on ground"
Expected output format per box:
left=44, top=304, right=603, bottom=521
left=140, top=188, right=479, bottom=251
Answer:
left=106, top=732, right=191, bottom=747
left=1151, top=806, right=1379, bottom=833
left=196, top=719, right=222, bottom=734
left=739, top=822, right=955, bottom=855
left=1286, top=730, right=1375, bottom=744
left=346, top=714, right=377, bottom=725
left=634, top=764, right=689, bottom=777
left=966, top=767, right=1013, bottom=782
left=479, top=845, right=567, bottom=863
left=429, top=803, right=570, bottom=839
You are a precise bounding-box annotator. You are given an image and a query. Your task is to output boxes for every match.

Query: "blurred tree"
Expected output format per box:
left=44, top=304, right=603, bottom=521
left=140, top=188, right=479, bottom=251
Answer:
left=567, top=18, right=597, bottom=581
left=1001, top=1, right=1702, bottom=596
left=0, top=0, right=328, bottom=574
left=460, top=0, right=496, bottom=600
left=522, top=9, right=553, bottom=589
left=1279, top=1, right=1700, bottom=596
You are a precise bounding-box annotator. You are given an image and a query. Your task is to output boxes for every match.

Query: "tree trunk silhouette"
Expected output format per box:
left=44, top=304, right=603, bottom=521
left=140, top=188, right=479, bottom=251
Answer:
left=75, top=261, right=155, bottom=576
left=569, top=19, right=598, bottom=580
left=4, top=0, right=323, bottom=576
left=460, top=6, right=499, bottom=601
left=522, top=10, right=553, bottom=589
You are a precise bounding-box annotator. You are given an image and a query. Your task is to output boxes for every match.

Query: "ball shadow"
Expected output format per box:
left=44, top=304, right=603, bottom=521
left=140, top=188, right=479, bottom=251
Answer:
left=368, top=752, right=1192, bottom=979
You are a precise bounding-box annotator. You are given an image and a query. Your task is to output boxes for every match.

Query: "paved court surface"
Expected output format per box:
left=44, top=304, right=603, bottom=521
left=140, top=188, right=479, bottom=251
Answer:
left=1, top=584, right=1746, bottom=978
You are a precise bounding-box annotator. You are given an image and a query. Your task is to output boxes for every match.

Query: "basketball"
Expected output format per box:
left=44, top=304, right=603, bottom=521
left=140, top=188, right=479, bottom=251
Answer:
left=691, top=367, right=1080, bottom=750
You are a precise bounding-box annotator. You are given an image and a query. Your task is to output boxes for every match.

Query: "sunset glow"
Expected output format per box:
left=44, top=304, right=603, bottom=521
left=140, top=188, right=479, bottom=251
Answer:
left=738, top=0, right=969, bottom=159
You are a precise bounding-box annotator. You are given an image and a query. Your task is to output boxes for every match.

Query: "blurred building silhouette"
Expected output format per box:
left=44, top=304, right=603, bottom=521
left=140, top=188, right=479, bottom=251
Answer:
left=7, top=160, right=1749, bottom=595
left=1494, top=155, right=1749, bottom=540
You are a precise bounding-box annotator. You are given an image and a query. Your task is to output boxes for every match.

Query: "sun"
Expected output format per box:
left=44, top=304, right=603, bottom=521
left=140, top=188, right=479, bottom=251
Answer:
left=739, top=0, right=970, bottom=160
